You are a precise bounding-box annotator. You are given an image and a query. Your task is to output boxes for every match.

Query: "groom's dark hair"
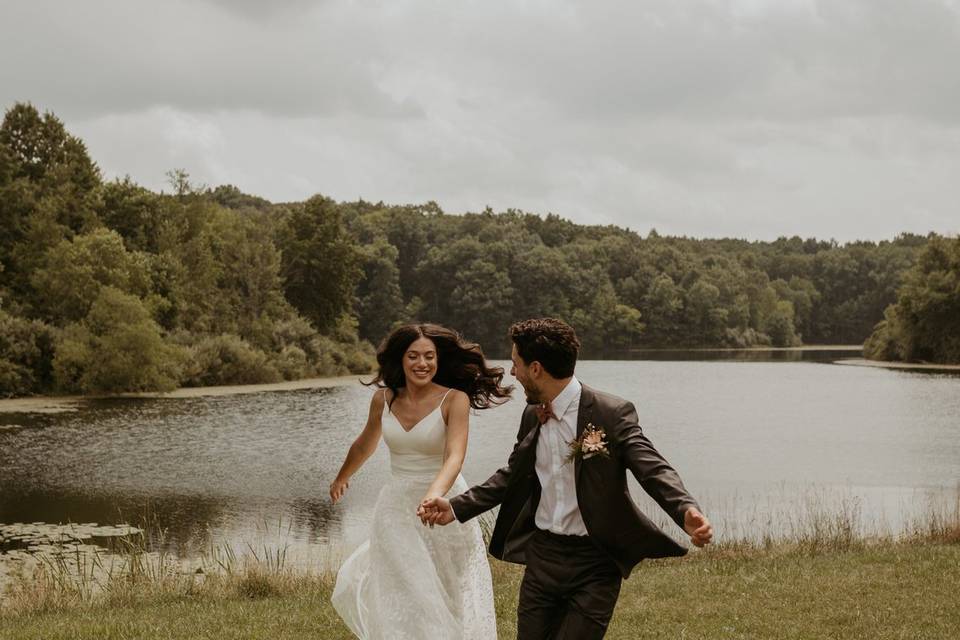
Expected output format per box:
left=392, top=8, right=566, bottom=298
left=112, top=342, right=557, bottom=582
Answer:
left=509, top=318, right=580, bottom=379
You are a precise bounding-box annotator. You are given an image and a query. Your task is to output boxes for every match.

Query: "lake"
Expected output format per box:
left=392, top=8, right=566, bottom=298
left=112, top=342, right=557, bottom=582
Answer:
left=1, top=351, right=958, bottom=578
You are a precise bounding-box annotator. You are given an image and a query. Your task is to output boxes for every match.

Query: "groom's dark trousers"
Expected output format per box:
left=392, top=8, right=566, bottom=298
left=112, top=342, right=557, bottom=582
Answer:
left=518, top=529, right=622, bottom=639
left=450, top=384, right=701, bottom=640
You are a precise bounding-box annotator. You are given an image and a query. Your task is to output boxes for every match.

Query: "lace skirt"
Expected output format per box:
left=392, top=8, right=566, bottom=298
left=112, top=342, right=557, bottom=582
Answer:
left=331, top=474, right=497, bottom=639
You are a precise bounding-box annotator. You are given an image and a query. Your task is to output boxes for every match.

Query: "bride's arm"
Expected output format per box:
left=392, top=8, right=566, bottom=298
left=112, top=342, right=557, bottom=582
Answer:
left=422, top=390, right=470, bottom=501
left=329, top=390, right=385, bottom=503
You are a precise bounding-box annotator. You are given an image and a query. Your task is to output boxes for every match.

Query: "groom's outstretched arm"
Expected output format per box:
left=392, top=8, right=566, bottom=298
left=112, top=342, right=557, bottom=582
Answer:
left=613, top=401, right=701, bottom=530
left=448, top=409, right=535, bottom=523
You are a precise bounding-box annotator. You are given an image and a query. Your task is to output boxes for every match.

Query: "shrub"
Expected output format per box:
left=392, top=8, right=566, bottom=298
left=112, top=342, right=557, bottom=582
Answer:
left=0, top=309, right=56, bottom=396
left=270, top=345, right=312, bottom=380
left=181, top=334, right=282, bottom=387
left=52, top=287, right=184, bottom=393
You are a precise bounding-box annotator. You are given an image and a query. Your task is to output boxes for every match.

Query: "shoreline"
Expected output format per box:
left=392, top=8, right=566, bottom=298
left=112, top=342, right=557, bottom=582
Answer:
left=833, top=358, right=960, bottom=372
left=628, top=344, right=863, bottom=352
left=6, top=346, right=952, bottom=413
left=0, top=374, right=367, bottom=414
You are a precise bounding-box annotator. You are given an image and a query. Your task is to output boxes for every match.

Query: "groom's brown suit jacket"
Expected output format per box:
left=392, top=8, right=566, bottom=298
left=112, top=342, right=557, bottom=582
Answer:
left=449, top=384, right=700, bottom=579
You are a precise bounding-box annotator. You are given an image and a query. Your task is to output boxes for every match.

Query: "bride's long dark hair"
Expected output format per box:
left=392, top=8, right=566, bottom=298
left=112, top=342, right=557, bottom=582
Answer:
left=365, top=323, right=512, bottom=410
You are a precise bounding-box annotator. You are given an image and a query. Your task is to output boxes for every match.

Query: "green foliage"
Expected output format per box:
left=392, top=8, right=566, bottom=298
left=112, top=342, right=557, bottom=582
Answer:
left=863, top=305, right=908, bottom=362
left=52, top=287, right=184, bottom=393
left=0, top=101, right=943, bottom=394
left=0, top=102, right=100, bottom=203
left=767, top=300, right=801, bottom=347
left=640, top=274, right=683, bottom=343
left=278, top=195, right=363, bottom=333
left=0, top=309, right=56, bottom=397
left=30, top=227, right=151, bottom=324
left=865, top=236, right=960, bottom=364
left=180, top=334, right=282, bottom=387
left=207, top=184, right=272, bottom=212
left=98, top=177, right=167, bottom=252
left=0, top=102, right=102, bottom=311
left=354, top=237, right=404, bottom=343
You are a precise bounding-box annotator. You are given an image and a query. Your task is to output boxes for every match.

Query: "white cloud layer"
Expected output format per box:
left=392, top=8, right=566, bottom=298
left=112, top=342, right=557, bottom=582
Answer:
left=2, top=0, right=959, bottom=241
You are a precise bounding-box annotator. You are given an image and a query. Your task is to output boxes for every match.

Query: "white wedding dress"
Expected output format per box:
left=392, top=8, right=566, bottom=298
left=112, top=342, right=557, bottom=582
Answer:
left=332, top=389, right=497, bottom=639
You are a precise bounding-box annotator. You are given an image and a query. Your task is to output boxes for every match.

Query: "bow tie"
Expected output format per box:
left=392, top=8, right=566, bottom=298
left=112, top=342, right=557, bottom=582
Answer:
left=534, top=401, right=558, bottom=425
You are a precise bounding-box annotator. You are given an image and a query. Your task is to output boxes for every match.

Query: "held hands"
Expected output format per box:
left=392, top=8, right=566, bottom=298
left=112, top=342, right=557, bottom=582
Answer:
left=329, top=477, right=349, bottom=504
left=417, top=496, right=456, bottom=528
left=683, top=507, right=714, bottom=547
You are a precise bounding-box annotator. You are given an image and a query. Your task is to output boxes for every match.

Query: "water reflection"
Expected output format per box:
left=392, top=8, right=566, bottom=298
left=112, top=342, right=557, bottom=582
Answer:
left=0, top=490, right=228, bottom=552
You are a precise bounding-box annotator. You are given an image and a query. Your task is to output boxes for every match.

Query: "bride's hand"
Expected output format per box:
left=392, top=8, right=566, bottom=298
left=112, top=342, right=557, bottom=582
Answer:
left=417, top=495, right=439, bottom=526
left=419, top=496, right=455, bottom=527
left=330, top=477, right=349, bottom=504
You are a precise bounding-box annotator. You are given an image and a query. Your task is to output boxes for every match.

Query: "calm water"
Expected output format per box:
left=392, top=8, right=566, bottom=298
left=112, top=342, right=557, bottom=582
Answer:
left=1, top=352, right=958, bottom=572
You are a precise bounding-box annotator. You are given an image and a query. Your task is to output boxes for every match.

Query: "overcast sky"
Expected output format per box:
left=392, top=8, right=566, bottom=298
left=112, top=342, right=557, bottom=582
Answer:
left=2, top=0, right=959, bottom=241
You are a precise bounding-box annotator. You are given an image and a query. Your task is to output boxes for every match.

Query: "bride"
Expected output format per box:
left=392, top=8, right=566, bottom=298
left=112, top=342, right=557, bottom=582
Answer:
left=330, top=323, right=512, bottom=639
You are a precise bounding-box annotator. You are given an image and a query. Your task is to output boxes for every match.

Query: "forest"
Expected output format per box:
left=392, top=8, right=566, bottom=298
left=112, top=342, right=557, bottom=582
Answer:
left=1, top=103, right=957, bottom=397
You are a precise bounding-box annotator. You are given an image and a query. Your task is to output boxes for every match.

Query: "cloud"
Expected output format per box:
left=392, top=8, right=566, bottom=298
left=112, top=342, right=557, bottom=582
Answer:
left=0, top=0, right=420, bottom=119
left=2, top=0, right=960, bottom=241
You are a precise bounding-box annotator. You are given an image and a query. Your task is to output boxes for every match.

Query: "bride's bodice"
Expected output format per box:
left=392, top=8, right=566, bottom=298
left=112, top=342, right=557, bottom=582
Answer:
left=381, top=389, right=450, bottom=480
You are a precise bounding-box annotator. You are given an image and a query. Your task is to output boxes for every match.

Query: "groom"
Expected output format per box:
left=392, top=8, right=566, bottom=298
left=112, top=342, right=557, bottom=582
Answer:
left=419, top=317, right=713, bottom=639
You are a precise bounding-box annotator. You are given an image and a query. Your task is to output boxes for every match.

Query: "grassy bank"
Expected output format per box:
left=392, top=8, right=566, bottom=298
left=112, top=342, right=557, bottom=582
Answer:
left=2, top=528, right=958, bottom=640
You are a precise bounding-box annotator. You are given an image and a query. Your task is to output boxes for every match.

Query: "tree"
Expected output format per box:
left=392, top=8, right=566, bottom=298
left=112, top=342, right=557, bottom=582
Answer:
left=208, top=210, right=293, bottom=348
left=771, top=277, right=819, bottom=340
left=53, top=287, right=184, bottom=393
left=30, top=228, right=151, bottom=324
left=572, top=278, right=645, bottom=355
left=509, top=244, right=576, bottom=320
left=448, top=258, right=515, bottom=353
left=865, top=235, right=960, bottom=363
left=0, top=103, right=102, bottom=305
left=766, top=300, right=800, bottom=347
left=685, top=280, right=726, bottom=345
left=98, top=177, right=167, bottom=252
left=355, top=236, right=405, bottom=342
left=641, top=273, right=684, bottom=344
left=0, top=102, right=99, bottom=235
left=166, top=168, right=198, bottom=197
left=278, top=195, right=363, bottom=334
left=0, top=309, right=56, bottom=397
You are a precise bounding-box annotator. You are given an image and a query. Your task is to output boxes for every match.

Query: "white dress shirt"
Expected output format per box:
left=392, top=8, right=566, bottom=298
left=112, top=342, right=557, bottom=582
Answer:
left=534, top=376, right=589, bottom=536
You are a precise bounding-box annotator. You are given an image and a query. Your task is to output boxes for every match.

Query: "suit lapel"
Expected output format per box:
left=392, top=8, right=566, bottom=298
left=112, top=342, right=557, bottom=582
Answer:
left=517, top=406, right=543, bottom=470
left=574, top=384, right=595, bottom=483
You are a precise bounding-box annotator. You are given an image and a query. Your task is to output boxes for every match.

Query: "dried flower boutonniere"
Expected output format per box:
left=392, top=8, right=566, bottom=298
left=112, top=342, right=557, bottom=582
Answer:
left=566, top=423, right=610, bottom=463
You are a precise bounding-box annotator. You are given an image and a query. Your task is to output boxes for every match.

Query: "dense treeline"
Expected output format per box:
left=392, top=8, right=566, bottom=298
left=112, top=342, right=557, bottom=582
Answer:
left=0, top=103, right=952, bottom=397
left=863, top=236, right=960, bottom=364
left=339, top=203, right=928, bottom=357
left=0, top=103, right=373, bottom=397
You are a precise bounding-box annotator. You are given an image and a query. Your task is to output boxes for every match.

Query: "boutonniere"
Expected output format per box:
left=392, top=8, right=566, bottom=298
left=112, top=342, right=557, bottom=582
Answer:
left=565, top=423, right=610, bottom=463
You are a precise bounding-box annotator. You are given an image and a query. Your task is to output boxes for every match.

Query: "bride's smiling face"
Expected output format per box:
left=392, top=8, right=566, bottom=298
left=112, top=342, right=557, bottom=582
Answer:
left=402, top=337, right=438, bottom=388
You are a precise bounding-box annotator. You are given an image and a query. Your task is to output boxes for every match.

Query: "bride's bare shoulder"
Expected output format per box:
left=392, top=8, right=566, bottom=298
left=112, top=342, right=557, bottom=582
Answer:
left=442, top=387, right=470, bottom=411
left=369, top=387, right=392, bottom=410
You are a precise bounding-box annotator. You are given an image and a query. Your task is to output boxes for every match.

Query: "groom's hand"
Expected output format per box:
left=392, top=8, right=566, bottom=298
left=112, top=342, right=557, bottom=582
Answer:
left=683, top=507, right=714, bottom=547
left=418, top=497, right=456, bottom=527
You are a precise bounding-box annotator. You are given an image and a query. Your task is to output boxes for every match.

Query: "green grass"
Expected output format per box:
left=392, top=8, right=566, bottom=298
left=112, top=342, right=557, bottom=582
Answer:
left=2, top=537, right=958, bottom=639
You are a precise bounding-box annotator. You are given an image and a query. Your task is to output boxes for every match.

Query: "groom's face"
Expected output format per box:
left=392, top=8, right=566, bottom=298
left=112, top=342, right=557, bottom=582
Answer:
left=510, top=344, right=543, bottom=404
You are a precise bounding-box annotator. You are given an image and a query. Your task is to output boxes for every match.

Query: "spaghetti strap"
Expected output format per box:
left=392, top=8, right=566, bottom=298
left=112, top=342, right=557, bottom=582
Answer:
left=438, top=387, right=454, bottom=411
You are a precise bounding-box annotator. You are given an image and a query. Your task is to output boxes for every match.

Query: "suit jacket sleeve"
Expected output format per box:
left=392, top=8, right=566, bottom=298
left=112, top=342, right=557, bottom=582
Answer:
left=449, top=408, right=534, bottom=523
left=613, top=400, right=700, bottom=530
